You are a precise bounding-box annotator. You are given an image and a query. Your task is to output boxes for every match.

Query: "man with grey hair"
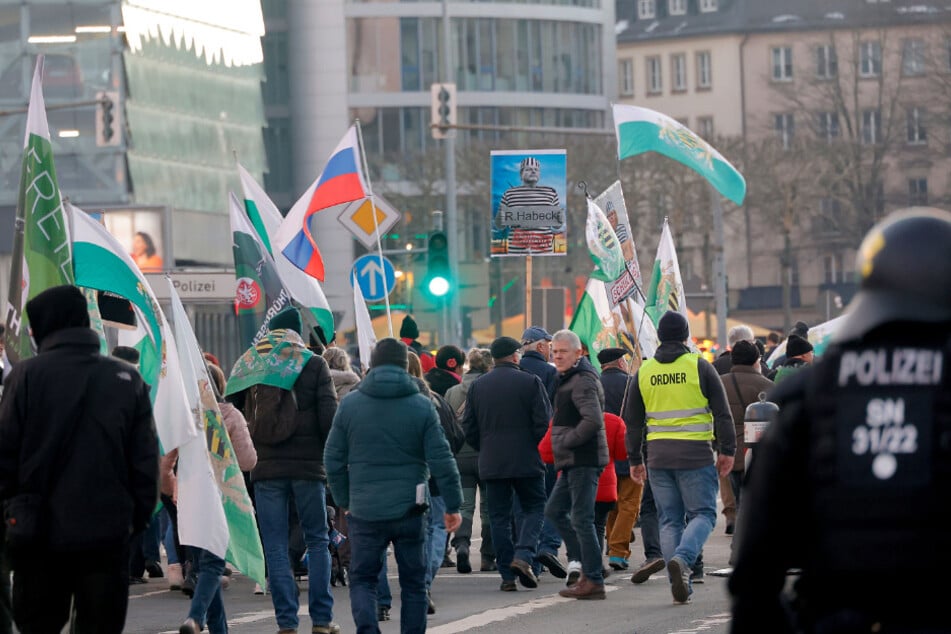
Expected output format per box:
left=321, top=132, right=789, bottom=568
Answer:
left=545, top=330, right=609, bottom=600
left=713, top=325, right=755, bottom=376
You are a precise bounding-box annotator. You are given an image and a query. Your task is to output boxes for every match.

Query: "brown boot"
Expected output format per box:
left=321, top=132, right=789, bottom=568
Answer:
left=558, top=576, right=606, bottom=600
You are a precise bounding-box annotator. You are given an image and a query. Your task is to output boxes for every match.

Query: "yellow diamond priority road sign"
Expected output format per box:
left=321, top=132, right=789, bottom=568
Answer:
left=337, top=195, right=402, bottom=249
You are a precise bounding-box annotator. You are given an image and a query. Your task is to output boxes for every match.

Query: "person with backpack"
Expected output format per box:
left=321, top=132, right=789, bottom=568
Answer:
left=226, top=307, right=340, bottom=634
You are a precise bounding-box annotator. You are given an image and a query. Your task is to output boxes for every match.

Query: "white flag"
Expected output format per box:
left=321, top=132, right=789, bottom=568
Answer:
left=352, top=271, right=376, bottom=370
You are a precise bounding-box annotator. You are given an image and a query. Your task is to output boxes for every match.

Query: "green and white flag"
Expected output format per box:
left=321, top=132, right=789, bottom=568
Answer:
left=70, top=204, right=196, bottom=452
left=238, top=162, right=335, bottom=341
left=229, top=192, right=291, bottom=349
left=644, top=219, right=689, bottom=331
left=168, top=282, right=265, bottom=586
left=4, top=56, right=73, bottom=364
left=585, top=198, right=626, bottom=284
left=570, top=278, right=658, bottom=371
left=613, top=104, right=746, bottom=206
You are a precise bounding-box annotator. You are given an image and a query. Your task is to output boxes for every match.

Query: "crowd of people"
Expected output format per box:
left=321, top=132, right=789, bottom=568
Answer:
left=1, top=208, right=946, bottom=634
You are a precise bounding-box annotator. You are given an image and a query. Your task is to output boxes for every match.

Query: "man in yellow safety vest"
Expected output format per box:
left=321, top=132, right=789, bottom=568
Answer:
left=621, top=311, right=735, bottom=604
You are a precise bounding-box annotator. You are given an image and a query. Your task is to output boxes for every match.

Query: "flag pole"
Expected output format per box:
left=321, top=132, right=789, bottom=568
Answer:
left=355, top=119, right=393, bottom=338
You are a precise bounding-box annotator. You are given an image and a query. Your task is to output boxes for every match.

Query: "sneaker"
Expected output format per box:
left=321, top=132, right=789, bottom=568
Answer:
left=377, top=605, right=391, bottom=622
left=167, top=563, right=184, bottom=591
left=609, top=556, right=629, bottom=571
left=690, top=568, right=705, bottom=584
left=441, top=553, right=455, bottom=568
left=427, top=590, right=436, bottom=615
left=630, top=558, right=665, bottom=584
left=566, top=560, right=582, bottom=587
left=311, top=624, right=341, bottom=634
left=667, top=557, right=692, bottom=604
left=129, top=576, right=148, bottom=585
left=537, top=551, right=567, bottom=579
left=254, top=582, right=265, bottom=595
left=510, top=558, right=539, bottom=589
left=179, top=618, right=199, bottom=634
left=499, top=580, right=517, bottom=592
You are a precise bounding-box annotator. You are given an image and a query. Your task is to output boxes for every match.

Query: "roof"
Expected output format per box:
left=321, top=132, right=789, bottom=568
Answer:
left=616, top=0, right=951, bottom=44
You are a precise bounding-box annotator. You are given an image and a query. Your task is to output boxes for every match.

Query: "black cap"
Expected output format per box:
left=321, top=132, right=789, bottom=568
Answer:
left=26, top=285, right=89, bottom=347
left=657, top=311, right=689, bottom=343
left=730, top=340, right=760, bottom=366
left=785, top=335, right=813, bottom=358
left=596, top=347, right=627, bottom=365
left=435, top=345, right=465, bottom=371
left=399, top=315, right=420, bottom=339
left=490, top=336, right=522, bottom=359
left=370, top=338, right=408, bottom=369
left=268, top=307, right=302, bottom=335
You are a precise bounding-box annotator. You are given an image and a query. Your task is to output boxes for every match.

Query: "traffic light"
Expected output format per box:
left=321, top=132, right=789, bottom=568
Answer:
left=95, top=90, right=120, bottom=147
left=430, top=83, right=456, bottom=139
left=425, top=231, right=451, bottom=297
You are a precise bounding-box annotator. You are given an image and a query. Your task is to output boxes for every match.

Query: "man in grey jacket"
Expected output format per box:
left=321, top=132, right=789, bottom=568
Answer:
left=622, top=311, right=735, bottom=605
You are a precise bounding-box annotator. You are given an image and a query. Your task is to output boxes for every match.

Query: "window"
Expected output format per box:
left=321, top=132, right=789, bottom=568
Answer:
left=619, top=58, right=634, bottom=96
left=818, top=199, right=844, bottom=238
left=862, top=109, right=881, bottom=144
left=669, top=0, right=687, bottom=15
left=697, top=116, right=714, bottom=139
left=907, top=107, right=927, bottom=144
left=860, top=41, right=882, bottom=77
left=638, top=0, right=656, bottom=19
left=671, top=53, right=687, bottom=91
left=816, top=44, right=837, bottom=79
left=822, top=252, right=845, bottom=282
left=908, top=178, right=928, bottom=205
left=902, top=39, right=926, bottom=76
left=646, top=56, right=662, bottom=94
left=775, top=113, right=795, bottom=149
left=772, top=46, right=793, bottom=81
left=817, top=111, right=840, bottom=143
left=699, top=0, right=718, bottom=12
left=696, top=51, right=712, bottom=89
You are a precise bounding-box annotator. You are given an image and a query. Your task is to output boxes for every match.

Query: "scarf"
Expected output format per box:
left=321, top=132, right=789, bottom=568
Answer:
left=225, top=329, right=314, bottom=396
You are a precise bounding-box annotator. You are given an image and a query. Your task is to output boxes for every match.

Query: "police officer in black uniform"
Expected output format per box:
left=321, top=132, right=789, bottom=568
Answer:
left=729, top=207, right=951, bottom=633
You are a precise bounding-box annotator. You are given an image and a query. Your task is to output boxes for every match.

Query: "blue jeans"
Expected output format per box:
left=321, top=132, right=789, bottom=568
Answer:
left=187, top=548, right=227, bottom=634
left=425, top=495, right=447, bottom=588
left=639, top=478, right=663, bottom=560
left=538, top=464, right=563, bottom=557
left=485, top=477, right=546, bottom=582
left=545, top=466, right=603, bottom=584
left=349, top=513, right=428, bottom=634
left=647, top=465, right=718, bottom=577
left=254, top=479, right=334, bottom=630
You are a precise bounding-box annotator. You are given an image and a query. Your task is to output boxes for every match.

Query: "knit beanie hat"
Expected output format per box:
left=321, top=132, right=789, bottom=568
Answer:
left=657, top=311, right=689, bottom=343
left=490, top=336, right=522, bottom=359
left=435, top=345, right=465, bottom=371
left=26, top=285, right=89, bottom=347
left=730, top=340, right=760, bottom=366
left=371, top=338, right=408, bottom=369
left=786, top=334, right=814, bottom=358
left=268, top=307, right=302, bottom=335
left=399, top=315, right=420, bottom=339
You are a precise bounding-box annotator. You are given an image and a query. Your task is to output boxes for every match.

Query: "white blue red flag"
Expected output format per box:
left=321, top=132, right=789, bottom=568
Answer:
left=275, top=125, right=368, bottom=281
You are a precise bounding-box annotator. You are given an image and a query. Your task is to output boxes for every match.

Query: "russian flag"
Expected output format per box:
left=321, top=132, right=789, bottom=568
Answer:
left=275, top=125, right=369, bottom=281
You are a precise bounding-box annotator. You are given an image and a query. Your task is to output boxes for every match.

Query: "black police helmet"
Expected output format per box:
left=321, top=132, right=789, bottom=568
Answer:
left=836, top=207, right=951, bottom=341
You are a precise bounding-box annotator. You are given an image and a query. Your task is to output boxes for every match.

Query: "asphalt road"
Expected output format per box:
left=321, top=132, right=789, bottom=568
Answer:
left=125, top=514, right=736, bottom=634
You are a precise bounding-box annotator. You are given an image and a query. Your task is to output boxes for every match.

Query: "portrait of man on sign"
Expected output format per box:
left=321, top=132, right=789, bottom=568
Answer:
left=490, top=150, right=567, bottom=257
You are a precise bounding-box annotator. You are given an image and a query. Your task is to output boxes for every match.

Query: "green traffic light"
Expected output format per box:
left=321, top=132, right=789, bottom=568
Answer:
left=428, top=275, right=450, bottom=297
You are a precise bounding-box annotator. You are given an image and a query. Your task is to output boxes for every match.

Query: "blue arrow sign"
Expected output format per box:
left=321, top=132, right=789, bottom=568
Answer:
left=351, top=254, right=396, bottom=302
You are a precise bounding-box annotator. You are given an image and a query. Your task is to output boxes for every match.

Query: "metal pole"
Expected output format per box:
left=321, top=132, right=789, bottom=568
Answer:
left=356, top=119, right=394, bottom=338
left=710, top=185, right=728, bottom=347
left=441, top=0, right=461, bottom=344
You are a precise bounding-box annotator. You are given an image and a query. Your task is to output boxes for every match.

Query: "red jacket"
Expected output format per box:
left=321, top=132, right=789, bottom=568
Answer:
left=539, top=413, right=627, bottom=503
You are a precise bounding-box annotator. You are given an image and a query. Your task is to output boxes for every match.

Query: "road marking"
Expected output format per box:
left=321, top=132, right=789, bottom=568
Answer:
left=666, top=612, right=731, bottom=633
left=427, top=586, right=619, bottom=633
left=128, top=589, right=173, bottom=600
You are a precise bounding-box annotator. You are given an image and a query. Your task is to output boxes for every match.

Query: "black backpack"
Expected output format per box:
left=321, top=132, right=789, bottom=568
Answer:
left=246, top=383, right=299, bottom=445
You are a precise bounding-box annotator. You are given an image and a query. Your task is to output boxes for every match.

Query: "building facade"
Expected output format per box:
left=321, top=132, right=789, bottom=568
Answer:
left=616, top=0, right=951, bottom=331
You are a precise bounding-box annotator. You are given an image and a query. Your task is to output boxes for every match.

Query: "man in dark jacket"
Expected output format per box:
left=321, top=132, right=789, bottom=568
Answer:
left=0, top=285, right=158, bottom=633
left=520, top=326, right=556, bottom=402
left=545, top=330, right=609, bottom=600
left=325, top=338, right=462, bottom=634
left=463, top=336, right=552, bottom=591
left=227, top=307, right=340, bottom=634
left=622, top=311, right=735, bottom=605
left=598, top=348, right=642, bottom=571
left=719, top=341, right=773, bottom=533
